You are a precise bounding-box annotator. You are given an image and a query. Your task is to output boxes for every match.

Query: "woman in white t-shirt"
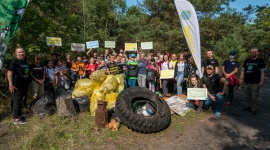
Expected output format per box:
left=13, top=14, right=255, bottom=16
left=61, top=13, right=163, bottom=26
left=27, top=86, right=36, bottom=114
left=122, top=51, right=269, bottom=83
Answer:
left=159, top=54, right=172, bottom=97
left=174, top=53, right=188, bottom=96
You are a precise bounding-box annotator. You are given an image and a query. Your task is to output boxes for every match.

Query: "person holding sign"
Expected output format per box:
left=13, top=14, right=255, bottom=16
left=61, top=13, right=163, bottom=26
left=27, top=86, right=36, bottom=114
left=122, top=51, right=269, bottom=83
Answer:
left=188, top=75, right=204, bottom=114
left=146, top=58, right=158, bottom=92
left=127, top=54, right=139, bottom=88
left=159, top=54, right=173, bottom=97
left=174, top=53, right=188, bottom=96
left=106, top=55, right=119, bottom=75
left=202, top=65, right=228, bottom=117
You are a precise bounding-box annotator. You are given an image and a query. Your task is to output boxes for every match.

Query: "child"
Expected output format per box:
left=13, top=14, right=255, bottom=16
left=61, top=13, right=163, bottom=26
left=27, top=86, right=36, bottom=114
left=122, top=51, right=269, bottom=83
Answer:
left=118, top=57, right=128, bottom=89
left=146, top=58, right=158, bottom=92
left=55, top=60, right=68, bottom=88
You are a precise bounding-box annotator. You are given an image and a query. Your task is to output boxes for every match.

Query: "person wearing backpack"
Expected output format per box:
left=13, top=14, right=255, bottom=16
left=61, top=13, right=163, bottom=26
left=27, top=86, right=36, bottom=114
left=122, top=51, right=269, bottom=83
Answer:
left=146, top=58, right=158, bottom=92
left=159, top=54, right=172, bottom=97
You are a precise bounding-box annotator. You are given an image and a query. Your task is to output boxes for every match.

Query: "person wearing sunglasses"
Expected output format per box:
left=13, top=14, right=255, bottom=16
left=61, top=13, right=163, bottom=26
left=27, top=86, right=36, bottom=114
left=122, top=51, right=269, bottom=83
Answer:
left=126, top=54, right=139, bottom=87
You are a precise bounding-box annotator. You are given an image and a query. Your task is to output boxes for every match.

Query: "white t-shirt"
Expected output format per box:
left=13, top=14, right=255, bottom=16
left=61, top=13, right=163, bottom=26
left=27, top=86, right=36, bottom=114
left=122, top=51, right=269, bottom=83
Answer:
left=161, top=61, right=172, bottom=70
left=177, top=62, right=185, bottom=72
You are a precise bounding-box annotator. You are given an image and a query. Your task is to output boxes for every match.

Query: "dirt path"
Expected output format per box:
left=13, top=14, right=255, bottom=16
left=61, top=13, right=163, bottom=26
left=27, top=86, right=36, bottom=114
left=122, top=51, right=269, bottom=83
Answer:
left=157, top=70, right=270, bottom=150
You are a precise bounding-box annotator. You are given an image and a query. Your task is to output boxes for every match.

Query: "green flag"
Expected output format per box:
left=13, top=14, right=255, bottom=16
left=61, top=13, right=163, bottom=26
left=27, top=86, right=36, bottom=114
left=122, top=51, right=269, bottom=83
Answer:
left=0, top=0, right=30, bottom=44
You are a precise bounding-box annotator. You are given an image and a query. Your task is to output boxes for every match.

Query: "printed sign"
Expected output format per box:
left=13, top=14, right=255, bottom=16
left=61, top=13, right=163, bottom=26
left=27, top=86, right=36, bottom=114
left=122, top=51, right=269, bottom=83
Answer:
left=187, top=88, right=207, bottom=100
left=141, top=42, right=153, bottom=50
left=86, top=40, right=99, bottom=49
left=46, top=37, right=62, bottom=46
left=160, top=70, right=175, bottom=79
left=125, top=43, right=137, bottom=51
left=105, top=41, right=116, bottom=48
left=71, top=43, right=85, bottom=51
left=165, top=96, right=191, bottom=116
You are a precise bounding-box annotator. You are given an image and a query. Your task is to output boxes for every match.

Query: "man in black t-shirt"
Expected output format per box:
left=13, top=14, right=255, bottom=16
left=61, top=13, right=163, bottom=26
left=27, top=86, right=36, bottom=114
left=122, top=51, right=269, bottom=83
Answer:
left=202, top=65, right=228, bottom=117
left=201, top=50, right=219, bottom=75
left=106, top=55, right=118, bottom=75
left=240, top=48, right=266, bottom=115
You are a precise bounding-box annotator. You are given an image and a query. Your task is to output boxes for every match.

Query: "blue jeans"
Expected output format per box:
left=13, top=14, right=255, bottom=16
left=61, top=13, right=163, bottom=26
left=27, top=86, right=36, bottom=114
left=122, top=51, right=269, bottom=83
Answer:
left=205, top=94, right=224, bottom=113
left=176, top=72, right=184, bottom=95
left=128, top=79, right=136, bottom=88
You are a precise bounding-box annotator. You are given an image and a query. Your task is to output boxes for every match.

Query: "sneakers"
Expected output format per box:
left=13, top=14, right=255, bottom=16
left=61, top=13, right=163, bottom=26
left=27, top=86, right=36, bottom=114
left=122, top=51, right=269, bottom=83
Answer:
left=215, top=112, right=221, bottom=117
left=13, top=116, right=27, bottom=125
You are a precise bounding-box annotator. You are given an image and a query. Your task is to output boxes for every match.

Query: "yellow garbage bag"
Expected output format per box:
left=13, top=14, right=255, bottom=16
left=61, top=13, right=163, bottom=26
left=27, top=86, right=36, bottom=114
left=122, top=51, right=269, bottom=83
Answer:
left=75, top=78, right=95, bottom=89
left=115, top=74, right=124, bottom=93
left=90, top=88, right=104, bottom=116
left=100, top=75, right=118, bottom=93
left=72, top=87, right=86, bottom=98
left=90, top=70, right=106, bottom=83
left=105, top=92, right=118, bottom=109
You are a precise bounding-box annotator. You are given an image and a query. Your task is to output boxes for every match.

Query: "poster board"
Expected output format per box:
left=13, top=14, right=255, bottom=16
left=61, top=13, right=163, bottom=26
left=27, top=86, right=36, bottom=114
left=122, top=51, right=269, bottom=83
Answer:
left=160, top=70, right=174, bottom=79
left=71, top=43, right=85, bottom=51
left=86, top=40, right=99, bottom=49
left=141, top=42, right=153, bottom=50
left=125, top=43, right=137, bottom=51
left=105, top=41, right=116, bottom=48
left=187, top=88, right=207, bottom=100
left=46, top=37, right=62, bottom=46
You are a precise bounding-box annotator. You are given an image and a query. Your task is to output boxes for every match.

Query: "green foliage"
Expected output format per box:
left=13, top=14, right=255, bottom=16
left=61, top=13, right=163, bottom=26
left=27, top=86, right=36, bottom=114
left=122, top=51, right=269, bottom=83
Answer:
left=3, top=0, right=269, bottom=63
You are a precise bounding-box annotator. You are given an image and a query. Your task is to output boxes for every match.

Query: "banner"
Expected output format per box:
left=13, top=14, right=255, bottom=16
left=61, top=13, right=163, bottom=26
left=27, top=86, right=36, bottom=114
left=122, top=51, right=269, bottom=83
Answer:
left=46, top=37, right=62, bottom=46
left=187, top=88, right=207, bottom=100
left=125, top=43, right=137, bottom=51
left=105, top=41, right=116, bottom=48
left=0, top=0, right=30, bottom=44
left=141, top=42, right=153, bottom=50
left=160, top=70, right=175, bottom=79
left=71, top=43, right=85, bottom=51
left=174, top=0, right=202, bottom=78
left=86, top=41, right=99, bottom=49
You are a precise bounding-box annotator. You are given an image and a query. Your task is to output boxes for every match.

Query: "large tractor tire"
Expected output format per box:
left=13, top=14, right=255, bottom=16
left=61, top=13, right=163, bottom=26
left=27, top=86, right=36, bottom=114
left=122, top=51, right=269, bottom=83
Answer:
left=115, top=86, right=171, bottom=133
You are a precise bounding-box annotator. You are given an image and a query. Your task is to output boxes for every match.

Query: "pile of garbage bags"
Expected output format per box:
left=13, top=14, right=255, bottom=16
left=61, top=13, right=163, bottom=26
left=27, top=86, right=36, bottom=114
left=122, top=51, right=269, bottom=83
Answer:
left=72, top=70, right=124, bottom=115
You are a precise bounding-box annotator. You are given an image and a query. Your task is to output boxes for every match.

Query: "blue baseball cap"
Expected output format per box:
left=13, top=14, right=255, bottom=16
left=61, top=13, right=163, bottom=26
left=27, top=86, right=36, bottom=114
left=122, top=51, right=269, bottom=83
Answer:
left=229, top=50, right=236, bottom=55
left=130, top=54, right=136, bottom=58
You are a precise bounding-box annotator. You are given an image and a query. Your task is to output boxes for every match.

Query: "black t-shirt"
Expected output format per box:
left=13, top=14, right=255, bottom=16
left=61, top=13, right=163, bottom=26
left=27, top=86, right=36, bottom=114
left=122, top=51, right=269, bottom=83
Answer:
left=7, top=58, right=29, bottom=87
left=106, top=61, right=119, bottom=75
left=222, top=60, right=239, bottom=74
left=202, top=74, right=221, bottom=94
left=202, top=58, right=219, bottom=75
left=243, top=58, right=265, bottom=84
left=118, top=63, right=127, bottom=74
left=29, top=64, right=44, bottom=80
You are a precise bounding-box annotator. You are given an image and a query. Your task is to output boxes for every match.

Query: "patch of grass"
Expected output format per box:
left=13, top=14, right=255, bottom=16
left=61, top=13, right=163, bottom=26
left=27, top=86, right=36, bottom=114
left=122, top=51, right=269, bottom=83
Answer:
left=0, top=98, right=208, bottom=149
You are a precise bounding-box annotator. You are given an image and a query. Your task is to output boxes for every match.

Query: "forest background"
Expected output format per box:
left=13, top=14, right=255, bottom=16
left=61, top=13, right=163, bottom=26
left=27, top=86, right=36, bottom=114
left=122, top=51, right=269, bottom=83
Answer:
left=3, top=0, right=270, bottom=65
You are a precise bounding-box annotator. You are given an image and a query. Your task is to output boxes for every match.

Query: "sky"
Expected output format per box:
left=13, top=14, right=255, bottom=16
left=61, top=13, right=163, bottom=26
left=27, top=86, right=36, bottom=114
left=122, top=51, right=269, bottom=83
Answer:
left=126, top=0, right=269, bottom=12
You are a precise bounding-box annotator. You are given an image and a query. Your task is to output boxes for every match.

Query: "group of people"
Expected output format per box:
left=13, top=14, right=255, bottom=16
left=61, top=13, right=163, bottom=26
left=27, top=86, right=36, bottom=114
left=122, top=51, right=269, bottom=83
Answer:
left=6, top=44, right=266, bottom=124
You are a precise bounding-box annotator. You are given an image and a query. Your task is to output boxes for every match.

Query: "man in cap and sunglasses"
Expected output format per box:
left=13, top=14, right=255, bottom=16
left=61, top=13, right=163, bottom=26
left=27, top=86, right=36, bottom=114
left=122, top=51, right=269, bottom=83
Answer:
left=222, top=50, right=240, bottom=105
left=202, top=65, right=228, bottom=117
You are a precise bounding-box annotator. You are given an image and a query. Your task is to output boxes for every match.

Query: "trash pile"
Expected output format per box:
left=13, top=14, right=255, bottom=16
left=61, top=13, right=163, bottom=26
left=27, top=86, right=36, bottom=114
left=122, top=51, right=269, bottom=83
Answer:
left=72, top=70, right=124, bottom=115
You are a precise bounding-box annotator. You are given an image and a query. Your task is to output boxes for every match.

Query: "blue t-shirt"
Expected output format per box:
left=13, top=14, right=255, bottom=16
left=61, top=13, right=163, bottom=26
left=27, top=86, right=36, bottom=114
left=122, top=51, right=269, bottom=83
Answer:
left=222, top=60, right=239, bottom=74
left=138, top=60, right=147, bottom=74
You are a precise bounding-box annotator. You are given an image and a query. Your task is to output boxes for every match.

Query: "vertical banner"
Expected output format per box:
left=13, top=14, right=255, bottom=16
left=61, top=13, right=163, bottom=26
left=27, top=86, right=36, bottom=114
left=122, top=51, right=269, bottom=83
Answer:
left=174, top=0, right=202, bottom=78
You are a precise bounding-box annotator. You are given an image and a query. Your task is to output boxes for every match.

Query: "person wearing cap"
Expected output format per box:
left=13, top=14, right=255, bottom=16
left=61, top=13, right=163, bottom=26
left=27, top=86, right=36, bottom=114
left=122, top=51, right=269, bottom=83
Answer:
left=222, top=50, right=240, bottom=105
left=202, top=65, right=228, bottom=117
left=127, top=53, right=139, bottom=87
left=240, top=48, right=266, bottom=116
left=201, top=49, right=219, bottom=75
left=29, top=54, right=45, bottom=102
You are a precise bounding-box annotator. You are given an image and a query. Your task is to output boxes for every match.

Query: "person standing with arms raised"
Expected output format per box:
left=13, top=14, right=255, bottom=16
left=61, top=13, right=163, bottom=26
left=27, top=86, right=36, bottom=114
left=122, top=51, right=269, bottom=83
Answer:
left=7, top=45, right=29, bottom=124
left=240, top=48, right=266, bottom=115
left=201, top=50, right=219, bottom=75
